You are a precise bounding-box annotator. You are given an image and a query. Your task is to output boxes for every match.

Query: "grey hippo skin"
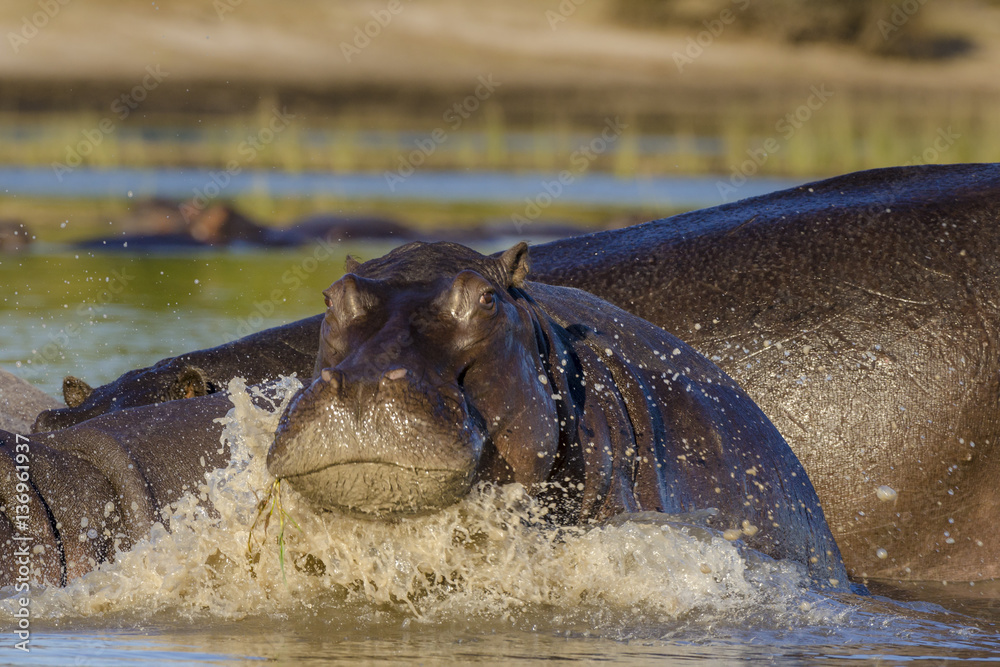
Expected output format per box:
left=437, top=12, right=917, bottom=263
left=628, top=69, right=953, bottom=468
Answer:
left=28, top=163, right=1000, bottom=582
left=0, top=395, right=231, bottom=586
left=267, top=242, right=850, bottom=591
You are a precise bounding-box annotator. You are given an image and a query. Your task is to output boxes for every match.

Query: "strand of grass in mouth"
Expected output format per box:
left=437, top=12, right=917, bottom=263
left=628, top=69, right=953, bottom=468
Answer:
left=247, top=478, right=301, bottom=585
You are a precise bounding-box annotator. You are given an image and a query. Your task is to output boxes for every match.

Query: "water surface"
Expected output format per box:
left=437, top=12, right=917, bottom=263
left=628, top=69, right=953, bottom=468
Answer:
left=0, top=166, right=801, bottom=208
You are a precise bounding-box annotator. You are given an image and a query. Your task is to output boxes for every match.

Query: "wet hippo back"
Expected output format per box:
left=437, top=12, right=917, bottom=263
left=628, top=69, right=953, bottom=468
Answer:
left=527, top=163, right=1000, bottom=580
left=1, top=393, right=232, bottom=586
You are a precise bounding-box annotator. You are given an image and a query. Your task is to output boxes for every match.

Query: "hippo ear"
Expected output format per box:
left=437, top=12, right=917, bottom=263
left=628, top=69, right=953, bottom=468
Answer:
left=344, top=255, right=362, bottom=273
left=498, top=242, right=530, bottom=288
left=188, top=204, right=228, bottom=243
left=62, top=375, right=93, bottom=408
left=171, top=366, right=209, bottom=400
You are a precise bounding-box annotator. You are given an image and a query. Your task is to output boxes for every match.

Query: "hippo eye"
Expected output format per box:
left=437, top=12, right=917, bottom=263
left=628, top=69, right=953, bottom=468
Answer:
left=324, top=295, right=333, bottom=309
left=478, top=290, right=496, bottom=310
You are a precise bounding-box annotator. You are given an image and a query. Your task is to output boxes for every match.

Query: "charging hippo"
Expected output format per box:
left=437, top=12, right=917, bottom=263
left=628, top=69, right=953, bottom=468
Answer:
left=2, top=243, right=851, bottom=590
left=31, top=163, right=1000, bottom=581
left=267, top=242, right=850, bottom=590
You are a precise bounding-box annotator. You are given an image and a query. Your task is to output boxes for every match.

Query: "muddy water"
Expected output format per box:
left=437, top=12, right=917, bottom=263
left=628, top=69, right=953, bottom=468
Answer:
left=2, top=251, right=1000, bottom=663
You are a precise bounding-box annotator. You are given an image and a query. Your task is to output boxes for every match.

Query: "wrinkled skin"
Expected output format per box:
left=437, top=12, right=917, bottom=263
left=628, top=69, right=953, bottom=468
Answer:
left=268, top=242, right=850, bottom=590
left=0, top=394, right=231, bottom=587
left=30, top=163, right=1000, bottom=581
left=32, top=317, right=317, bottom=432
left=527, top=163, right=1000, bottom=582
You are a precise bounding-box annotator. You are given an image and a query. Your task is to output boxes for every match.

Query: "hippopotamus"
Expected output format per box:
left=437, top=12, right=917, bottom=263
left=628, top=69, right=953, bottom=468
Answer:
left=266, top=241, right=849, bottom=590
left=33, top=316, right=317, bottom=432
left=526, top=162, right=1000, bottom=583
left=32, top=163, right=1000, bottom=581
left=2, top=245, right=850, bottom=591
left=0, top=394, right=231, bottom=586
left=0, top=219, right=34, bottom=254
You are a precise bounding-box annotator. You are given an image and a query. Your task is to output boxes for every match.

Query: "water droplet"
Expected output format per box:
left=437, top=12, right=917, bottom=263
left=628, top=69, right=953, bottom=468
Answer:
left=876, top=485, right=897, bottom=502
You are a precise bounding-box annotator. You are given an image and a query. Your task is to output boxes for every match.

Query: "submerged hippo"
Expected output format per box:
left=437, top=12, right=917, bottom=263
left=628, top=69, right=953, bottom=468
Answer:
left=267, top=242, right=850, bottom=590
left=33, top=317, right=317, bottom=432
left=32, top=163, right=1000, bottom=582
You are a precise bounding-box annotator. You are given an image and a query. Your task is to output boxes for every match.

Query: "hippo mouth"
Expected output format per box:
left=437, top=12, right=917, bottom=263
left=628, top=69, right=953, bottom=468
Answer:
left=266, top=370, right=486, bottom=517
left=277, top=459, right=478, bottom=517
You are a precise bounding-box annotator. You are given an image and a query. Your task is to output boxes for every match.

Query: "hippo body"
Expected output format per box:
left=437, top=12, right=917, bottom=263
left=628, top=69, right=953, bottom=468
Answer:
left=0, top=220, right=33, bottom=254
left=30, top=164, right=1000, bottom=581
left=528, top=163, right=1000, bottom=581
left=267, top=242, right=849, bottom=590
left=0, top=394, right=231, bottom=586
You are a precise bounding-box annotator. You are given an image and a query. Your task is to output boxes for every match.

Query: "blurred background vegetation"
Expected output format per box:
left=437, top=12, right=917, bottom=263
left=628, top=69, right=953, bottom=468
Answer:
left=2, top=0, right=999, bottom=390
left=1, top=0, right=998, bottom=238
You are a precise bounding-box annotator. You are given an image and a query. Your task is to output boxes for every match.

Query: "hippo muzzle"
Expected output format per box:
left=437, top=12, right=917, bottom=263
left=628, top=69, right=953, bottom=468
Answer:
left=267, top=366, right=485, bottom=517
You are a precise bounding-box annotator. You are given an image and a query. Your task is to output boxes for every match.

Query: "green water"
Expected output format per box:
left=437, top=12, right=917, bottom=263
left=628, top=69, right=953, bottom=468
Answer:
left=0, top=245, right=406, bottom=396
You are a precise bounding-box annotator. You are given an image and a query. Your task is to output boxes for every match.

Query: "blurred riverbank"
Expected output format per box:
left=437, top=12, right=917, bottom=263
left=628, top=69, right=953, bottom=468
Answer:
left=2, top=0, right=997, bottom=239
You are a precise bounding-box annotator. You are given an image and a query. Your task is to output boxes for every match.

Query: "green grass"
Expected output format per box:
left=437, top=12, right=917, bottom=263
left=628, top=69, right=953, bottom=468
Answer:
left=247, top=478, right=301, bottom=585
left=2, top=91, right=997, bottom=183
left=2, top=89, right=996, bottom=243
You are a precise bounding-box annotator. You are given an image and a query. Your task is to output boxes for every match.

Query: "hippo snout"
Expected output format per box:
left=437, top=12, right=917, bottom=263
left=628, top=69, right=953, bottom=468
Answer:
left=267, top=366, right=485, bottom=517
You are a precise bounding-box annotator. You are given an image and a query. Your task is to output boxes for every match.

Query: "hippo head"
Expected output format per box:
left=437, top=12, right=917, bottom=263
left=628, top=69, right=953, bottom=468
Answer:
left=32, top=364, right=211, bottom=432
left=267, top=242, right=561, bottom=517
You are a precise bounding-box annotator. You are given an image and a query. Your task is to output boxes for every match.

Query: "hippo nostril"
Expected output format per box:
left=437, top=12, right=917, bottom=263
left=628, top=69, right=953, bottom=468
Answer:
left=321, top=368, right=339, bottom=389
left=385, top=368, right=408, bottom=381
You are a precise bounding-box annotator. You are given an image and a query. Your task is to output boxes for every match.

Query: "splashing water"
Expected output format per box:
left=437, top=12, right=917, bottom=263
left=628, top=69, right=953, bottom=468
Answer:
left=2, top=378, right=998, bottom=653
